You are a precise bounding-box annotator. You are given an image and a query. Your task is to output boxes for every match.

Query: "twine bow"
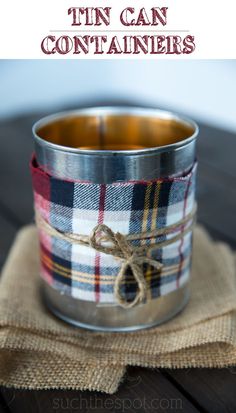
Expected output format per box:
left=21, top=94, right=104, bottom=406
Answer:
left=35, top=204, right=196, bottom=309
left=89, top=224, right=163, bottom=308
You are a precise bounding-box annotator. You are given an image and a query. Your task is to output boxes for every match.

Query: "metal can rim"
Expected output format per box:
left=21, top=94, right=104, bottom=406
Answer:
left=32, top=106, right=199, bottom=157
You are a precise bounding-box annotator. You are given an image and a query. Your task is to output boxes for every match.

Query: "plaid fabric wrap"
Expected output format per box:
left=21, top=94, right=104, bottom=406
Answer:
left=31, top=157, right=197, bottom=304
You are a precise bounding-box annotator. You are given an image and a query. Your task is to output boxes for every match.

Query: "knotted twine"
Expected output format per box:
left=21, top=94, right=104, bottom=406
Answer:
left=35, top=204, right=197, bottom=308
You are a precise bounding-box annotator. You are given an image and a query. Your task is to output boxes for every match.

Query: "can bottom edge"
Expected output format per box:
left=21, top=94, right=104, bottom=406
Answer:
left=42, top=282, right=190, bottom=332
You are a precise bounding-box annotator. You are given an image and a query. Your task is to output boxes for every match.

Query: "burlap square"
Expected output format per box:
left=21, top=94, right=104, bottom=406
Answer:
left=0, top=225, right=236, bottom=393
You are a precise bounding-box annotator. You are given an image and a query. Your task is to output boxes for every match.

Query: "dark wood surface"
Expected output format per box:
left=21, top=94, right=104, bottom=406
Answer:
left=0, top=109, right=236, bottom=412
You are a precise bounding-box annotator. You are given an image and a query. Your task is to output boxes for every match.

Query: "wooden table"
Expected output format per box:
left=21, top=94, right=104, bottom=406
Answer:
left=0, top=109, right=236, bottom=412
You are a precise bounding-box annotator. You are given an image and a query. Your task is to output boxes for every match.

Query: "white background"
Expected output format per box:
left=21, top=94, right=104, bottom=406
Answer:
left=0, top=0, right=235, bottom=58
left=0, top=60, right=235, bottom=132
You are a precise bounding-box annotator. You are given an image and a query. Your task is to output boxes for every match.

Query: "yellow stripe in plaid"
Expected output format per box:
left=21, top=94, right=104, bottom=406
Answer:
left=147, top=182, right=161, bottom=299
left=141, top=183, right=153, bottom=299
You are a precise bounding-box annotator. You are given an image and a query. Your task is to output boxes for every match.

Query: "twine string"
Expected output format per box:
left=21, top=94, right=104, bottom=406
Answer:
left=90, top=224, right=163, bottom=308
left=35, top=204, right=196, bottom=308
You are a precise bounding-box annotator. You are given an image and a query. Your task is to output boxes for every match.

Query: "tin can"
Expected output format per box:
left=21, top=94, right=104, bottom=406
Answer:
left=32, top=107, right=198, bottom=331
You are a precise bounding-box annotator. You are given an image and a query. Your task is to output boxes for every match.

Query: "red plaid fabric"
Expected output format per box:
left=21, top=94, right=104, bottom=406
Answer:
left=31, top=157, right=197, bottom=304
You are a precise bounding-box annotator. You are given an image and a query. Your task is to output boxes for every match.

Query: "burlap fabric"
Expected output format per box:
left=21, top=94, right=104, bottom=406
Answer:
left=0, top=225, right=236, bottom=394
